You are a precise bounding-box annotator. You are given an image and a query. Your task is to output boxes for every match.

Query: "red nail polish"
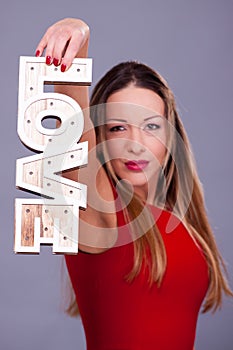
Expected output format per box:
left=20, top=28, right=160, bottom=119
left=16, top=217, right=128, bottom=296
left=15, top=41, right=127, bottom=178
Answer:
left=53, top=58, right=59, bottom=66
left=46, top=56, right=52, bottom=65
left=61, top=64, right=66, bottom=72
left=35, top=50, right=40, bottom=57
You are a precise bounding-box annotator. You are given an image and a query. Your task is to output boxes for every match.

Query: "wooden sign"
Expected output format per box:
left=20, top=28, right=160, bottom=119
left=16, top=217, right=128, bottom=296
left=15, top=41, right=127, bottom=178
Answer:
left=15, top=56, right=92, bottom=254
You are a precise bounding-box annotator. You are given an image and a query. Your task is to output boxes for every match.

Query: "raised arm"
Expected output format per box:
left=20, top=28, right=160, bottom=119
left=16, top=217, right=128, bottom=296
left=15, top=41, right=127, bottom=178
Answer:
left=35, top=18, right=117, bottom=252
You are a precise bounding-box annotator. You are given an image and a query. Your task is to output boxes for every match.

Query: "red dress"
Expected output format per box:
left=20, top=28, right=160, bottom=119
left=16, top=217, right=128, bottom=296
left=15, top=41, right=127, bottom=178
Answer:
left=65, top=200, right=209, bottom=350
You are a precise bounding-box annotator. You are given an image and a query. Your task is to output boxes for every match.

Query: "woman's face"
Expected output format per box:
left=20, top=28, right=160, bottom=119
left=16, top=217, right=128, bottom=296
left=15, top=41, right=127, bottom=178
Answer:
left=105, top=85, right=167, bottom=202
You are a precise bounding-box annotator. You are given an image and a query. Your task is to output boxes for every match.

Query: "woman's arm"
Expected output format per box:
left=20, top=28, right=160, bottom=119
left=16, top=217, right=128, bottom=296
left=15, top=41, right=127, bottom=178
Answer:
left=35, top=18, right=117, bottom=252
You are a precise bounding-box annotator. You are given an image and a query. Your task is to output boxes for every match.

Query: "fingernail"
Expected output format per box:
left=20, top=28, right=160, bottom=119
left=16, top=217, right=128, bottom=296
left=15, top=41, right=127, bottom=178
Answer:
left=53, top=58, right=59, bottom=66
left=61, top=64, right=66, bottom=72
left=35, top=50, right=40, bottom=57
left=46, top=56, right=52, bottom=65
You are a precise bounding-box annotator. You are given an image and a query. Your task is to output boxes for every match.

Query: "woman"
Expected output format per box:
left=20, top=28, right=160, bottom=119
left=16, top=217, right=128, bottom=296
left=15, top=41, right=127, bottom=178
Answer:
left=36, top=18, right=232, bottom=350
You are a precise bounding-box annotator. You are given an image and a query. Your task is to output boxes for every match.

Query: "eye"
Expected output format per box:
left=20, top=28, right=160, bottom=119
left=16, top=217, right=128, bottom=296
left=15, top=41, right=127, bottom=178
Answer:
left=144, top=123, right=160, bottom=131
left=109, top=125, right=126, bottom=132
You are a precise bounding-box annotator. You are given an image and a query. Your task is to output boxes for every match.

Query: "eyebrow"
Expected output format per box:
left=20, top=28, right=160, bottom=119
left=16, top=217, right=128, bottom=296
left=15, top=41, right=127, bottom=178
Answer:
left=106, top=115, right=163, bottom=123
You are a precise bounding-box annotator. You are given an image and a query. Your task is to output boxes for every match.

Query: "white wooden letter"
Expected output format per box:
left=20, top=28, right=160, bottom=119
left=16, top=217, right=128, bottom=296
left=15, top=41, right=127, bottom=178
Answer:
left=15, top=56, right=92, bottom=254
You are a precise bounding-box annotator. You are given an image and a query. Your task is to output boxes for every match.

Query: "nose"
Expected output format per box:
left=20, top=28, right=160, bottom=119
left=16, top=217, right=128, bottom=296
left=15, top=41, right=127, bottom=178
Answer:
left=126, top=126, right=145, bottom=155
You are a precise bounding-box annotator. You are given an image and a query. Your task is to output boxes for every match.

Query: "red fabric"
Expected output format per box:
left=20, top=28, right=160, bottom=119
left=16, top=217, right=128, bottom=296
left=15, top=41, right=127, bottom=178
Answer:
left=65, top=203, right=209, bottom=350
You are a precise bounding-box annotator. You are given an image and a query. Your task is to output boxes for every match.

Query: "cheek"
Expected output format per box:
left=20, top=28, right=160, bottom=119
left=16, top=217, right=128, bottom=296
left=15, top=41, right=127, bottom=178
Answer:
left=109, top=158, right=120, bottom=169
left=105, top=138, right=125, bottom=160
left=108, top=159, right=123, bottom=179
left=148, top=139, right=167, bottom=165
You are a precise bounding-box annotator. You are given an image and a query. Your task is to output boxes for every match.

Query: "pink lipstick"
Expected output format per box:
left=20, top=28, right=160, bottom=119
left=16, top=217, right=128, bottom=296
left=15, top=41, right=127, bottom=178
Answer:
left=125, top=160, right=149, bottom=171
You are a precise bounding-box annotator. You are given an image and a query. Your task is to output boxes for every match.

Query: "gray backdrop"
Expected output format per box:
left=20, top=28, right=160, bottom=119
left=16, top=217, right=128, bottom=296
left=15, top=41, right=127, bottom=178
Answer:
left=1, top=0, right=232, bottom=349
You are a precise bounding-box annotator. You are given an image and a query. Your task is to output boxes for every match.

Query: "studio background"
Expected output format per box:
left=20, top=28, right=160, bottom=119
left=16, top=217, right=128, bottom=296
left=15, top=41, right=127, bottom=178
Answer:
left=0, top=0, right=232, bottom=349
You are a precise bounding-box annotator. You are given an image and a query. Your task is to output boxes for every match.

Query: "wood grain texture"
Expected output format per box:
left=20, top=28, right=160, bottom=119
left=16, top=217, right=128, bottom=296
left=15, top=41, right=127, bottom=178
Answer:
left=15, top=56, right=92, bottom=254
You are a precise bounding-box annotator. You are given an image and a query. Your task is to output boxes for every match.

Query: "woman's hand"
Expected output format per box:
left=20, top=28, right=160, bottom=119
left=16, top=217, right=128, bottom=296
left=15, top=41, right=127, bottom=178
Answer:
left=35, top=18, right=90, bottom=72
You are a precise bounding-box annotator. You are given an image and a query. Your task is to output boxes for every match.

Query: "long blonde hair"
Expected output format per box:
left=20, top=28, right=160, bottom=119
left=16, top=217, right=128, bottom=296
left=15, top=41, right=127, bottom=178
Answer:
left=66, top=61, right=232, bottom=316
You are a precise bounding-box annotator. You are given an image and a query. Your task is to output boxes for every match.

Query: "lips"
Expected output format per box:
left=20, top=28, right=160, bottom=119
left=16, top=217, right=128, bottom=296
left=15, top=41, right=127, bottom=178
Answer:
left=125, top=160, right=149, bottom=171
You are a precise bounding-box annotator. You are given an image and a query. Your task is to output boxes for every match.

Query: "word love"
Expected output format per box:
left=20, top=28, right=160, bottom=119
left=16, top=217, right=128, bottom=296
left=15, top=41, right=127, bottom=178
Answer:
left=15, top=56, right=92, bottom=254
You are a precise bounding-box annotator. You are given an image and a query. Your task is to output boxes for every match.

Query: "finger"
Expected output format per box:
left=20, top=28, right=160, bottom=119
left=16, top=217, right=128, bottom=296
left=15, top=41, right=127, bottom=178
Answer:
left=50, top=29, right=76, bottom=67
left=42, top=33, right=58, bottom=65
left=35, top=24, right=67, bottom=64
left=60, top=29, right=86, bottom=71
left=35, top=34, right=48, bottom=57
left=35, top=26, right=55, bottom=64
